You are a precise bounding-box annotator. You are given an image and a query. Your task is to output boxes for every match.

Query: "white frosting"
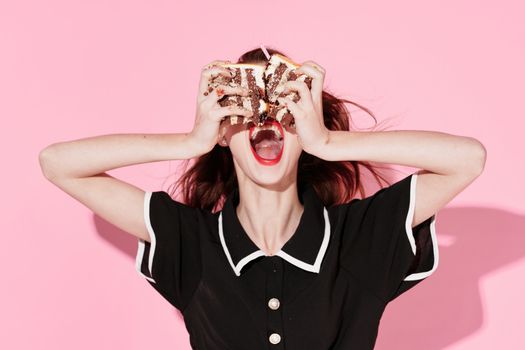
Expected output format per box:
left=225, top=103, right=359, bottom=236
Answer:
left=265, top=55, right=308, bottom=103
left=214, top=59, right=303, bottom=125
left=265, top=54, right=297, bottom=77
left=217, top=65, right=266, bottom=125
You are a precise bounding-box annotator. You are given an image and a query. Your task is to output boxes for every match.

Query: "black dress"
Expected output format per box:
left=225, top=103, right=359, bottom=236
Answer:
left=135, top=172, right=439, bottom=349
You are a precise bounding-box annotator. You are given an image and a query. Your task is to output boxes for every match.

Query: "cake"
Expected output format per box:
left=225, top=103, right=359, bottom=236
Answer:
left=207, top=54, right=313, bottom=127
left=206, top=63, right=268, bottom=126
left=264, top=54, right=313, bottom=128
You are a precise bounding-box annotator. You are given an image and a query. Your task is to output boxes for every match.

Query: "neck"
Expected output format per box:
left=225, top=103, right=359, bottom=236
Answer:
left=236, top=180, right=304, bottom=256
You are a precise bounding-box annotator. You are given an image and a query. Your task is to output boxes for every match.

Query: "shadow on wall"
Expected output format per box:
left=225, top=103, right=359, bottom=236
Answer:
left=93, top=206, right=525, bottom=349
left=93, top=211, right=187, bottom=321
left=376, top=206, right=524, bottom=349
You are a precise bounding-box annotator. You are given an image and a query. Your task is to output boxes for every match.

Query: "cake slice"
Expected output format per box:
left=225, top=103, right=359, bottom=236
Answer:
left=264, top=54, right=313, bottom=127
left=207, top=63, right=268, bottom=125
left=207, top=54, right=314, bottom=128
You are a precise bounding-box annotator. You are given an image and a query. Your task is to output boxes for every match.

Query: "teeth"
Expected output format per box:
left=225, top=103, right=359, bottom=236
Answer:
left=250, top=124, right=283, bottom=140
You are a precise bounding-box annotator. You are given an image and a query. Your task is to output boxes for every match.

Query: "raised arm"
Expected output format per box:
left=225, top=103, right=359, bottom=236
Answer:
left=276, top=61, right=486, bottom=229
left=38, top=60, right=253, bottom=243
left=314, top=129, right=487, bottom=228
left=38, top=133, right=201, bottom=242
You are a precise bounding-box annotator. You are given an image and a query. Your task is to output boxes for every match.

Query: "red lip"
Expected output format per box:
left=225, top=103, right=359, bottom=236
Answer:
left=249, top=119, right=284, bottom=166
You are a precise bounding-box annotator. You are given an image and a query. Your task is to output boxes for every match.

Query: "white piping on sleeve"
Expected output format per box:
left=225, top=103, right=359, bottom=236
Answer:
left=135, top=191, right=156, bottom=283
left=403, top=173, right=440, bottom=281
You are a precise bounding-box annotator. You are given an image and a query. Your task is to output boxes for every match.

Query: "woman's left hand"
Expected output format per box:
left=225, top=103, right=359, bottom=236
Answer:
left=277, top=61, right=331, bottom=157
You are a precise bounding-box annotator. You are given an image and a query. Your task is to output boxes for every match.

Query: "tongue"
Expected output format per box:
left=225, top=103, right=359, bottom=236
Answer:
left=255, top=139, right=282, bottom=159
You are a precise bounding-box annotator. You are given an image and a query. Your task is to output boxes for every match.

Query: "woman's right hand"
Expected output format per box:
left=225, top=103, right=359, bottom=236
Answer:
left=187, top=60, right=253, bottom=155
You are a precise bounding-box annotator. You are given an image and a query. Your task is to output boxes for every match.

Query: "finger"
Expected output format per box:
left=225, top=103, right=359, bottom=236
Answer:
left=300, top=60, right=325, bottom=74
left=204, top=85, right=249, bottom=103
left=198, top=66, right=234, bottom=96
left=277, top=97, right=302, bottom=119
left=211, top=105, right=254, bottom=122
left=294, top=61, right=325, bottom=84
left=293, top=63, right=324, bottom=107
left=200, top=85, right=248, bottom=107
left=282, top=81, right=313, bottom=107
left=280, top=112, right=296, bottom=130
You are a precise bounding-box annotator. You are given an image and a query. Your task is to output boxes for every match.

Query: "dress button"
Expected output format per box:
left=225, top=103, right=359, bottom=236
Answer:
left=268, top=297, right=280, bottom=310
left=269, top=332, right=281, bottom=344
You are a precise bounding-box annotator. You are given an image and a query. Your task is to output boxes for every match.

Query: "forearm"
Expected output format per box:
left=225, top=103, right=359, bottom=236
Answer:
left=39, top=133, right=199, bottom=180
left=318, top=130, right=486, bottom=175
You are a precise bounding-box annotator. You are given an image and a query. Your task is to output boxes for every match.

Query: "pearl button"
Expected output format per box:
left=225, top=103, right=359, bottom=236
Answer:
left=268, top=297, right=280, bottom=310
left=269, top=332, right=281, bottom=344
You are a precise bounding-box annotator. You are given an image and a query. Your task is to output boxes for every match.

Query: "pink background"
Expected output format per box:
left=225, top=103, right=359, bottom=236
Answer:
left=2, top=0, right=523, bottom=349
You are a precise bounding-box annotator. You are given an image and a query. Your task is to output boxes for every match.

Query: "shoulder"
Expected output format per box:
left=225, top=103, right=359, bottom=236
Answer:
left=146, top=190, right=216, bottom=220
left=145, top=190, right=220, bottom=242
left=328, top=173, right=414, bottom=222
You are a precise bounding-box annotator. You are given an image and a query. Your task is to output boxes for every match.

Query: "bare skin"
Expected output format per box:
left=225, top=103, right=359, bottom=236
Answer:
left=38, top=57, right=486, bottom=257
left=221, top=118, right=306, bottom=255
left=216, top=64, right=307, bottom=256
left=218, top=59, right=487, bottom=255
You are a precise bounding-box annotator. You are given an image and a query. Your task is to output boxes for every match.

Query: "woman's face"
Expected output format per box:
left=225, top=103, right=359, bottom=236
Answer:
left=218, top=117, right=303, bottom=187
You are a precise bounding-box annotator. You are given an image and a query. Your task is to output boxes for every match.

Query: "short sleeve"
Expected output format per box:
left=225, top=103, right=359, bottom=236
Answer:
left=338, top=172, right=439, bottom=303
left=135, top=191, right=202, bottom=312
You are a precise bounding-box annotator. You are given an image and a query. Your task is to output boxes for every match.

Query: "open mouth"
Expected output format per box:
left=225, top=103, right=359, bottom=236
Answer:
left=249, top=118, right=284, bottom=165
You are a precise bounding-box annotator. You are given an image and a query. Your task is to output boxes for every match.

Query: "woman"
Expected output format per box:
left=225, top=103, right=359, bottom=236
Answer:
left=39, top=47, right=486, bottom=349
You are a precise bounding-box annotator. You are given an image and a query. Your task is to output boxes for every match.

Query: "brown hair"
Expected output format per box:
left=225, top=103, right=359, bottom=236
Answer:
left=168, top=46, right=396, bottom=213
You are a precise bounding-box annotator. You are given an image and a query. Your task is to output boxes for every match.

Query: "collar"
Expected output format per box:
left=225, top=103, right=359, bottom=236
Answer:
left=218, top=184, right=331, bottom=276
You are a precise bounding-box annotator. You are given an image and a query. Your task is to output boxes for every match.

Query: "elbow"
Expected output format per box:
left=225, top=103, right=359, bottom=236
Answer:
left=465, top=138, right=487, bottom=177
left=39, top=145, right=60, bottom=181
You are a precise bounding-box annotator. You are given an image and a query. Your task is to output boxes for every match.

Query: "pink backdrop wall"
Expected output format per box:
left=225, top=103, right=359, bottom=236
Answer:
left=2, top=0, right=523, bottom=348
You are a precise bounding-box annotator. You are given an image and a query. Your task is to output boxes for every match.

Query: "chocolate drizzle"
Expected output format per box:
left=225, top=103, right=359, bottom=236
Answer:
left=233, top=68, right=241, bottom=85
left=246, top=68, right=261, bottom=121
left=217, top=68, right=244, bottom=109
left=266, top=63, right=287, bottom=102
left=207, top=54, right=316, bottom=126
